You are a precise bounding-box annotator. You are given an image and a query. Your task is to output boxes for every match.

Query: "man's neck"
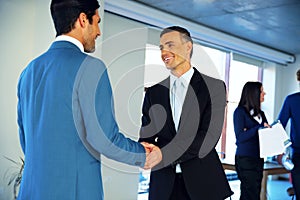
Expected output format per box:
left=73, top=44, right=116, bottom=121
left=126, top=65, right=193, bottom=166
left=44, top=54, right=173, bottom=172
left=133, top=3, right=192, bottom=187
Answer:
left=64, top=31, right=83, bottom=44
left=171, top=62, right=191, bottom=78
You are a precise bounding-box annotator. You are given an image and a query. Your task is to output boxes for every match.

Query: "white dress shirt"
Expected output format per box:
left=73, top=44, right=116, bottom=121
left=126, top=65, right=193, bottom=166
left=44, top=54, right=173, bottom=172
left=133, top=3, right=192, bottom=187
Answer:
left=170, top=67, right=194, bottom=173
left=170, top=67, right=194, bottom=130
left=250, top=109, right=262, bottom=124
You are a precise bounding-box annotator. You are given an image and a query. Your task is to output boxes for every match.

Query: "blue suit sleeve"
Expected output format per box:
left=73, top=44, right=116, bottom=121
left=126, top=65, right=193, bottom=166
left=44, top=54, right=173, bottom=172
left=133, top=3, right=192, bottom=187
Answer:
left=76, top=57, right=146, bottom=167
left=278, top=97, right=290, bottom=128
left=17, top=72, right=26, bottom=154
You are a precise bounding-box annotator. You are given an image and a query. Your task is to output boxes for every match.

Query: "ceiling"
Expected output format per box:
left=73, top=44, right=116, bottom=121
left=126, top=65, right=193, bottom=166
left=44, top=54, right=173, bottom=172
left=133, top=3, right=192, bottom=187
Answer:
left=133, top=0, right=300, bottom=56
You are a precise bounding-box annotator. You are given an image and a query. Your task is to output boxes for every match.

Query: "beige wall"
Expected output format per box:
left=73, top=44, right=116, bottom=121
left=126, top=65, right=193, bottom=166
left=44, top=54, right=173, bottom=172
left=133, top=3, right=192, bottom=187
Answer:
left=0, top=1, right=54, bottom=199
left=100, top=12, right=148, bottom=200
left=274, top=55, right=300, bottom=119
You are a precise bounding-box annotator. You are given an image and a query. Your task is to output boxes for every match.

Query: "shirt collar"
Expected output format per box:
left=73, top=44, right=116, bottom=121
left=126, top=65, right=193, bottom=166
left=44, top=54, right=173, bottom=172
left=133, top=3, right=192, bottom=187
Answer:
left=55, top=35, right=84, bottom=52
left=170, top=67, right=194, bottom=88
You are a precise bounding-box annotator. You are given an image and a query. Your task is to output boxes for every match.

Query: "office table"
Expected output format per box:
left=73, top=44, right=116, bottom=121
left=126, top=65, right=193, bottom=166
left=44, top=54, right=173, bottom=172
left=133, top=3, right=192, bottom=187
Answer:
left=221, top=159, right=290, bottom=200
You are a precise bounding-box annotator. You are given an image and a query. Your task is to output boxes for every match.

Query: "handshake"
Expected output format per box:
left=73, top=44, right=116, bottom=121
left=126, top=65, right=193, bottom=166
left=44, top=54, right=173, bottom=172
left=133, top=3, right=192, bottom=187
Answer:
left=141, top=142, right=162, bottom=170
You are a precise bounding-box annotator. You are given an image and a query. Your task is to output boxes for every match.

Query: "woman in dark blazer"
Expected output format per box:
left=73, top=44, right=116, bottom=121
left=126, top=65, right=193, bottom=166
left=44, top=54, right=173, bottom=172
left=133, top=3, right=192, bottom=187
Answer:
left=233, top=81, right=270, bottom=200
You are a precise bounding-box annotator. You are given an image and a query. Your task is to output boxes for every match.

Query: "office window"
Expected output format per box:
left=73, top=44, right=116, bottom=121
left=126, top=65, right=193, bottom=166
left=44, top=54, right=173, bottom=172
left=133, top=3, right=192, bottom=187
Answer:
left=224, top=59, right=262, bottom=161
left=144, top=44, right=168, bottom=88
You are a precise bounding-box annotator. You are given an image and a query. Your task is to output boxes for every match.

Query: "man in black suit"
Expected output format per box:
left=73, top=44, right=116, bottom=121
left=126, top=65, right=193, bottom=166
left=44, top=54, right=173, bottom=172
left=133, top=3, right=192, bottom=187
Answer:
left=139, top=26, right=233, bottom=200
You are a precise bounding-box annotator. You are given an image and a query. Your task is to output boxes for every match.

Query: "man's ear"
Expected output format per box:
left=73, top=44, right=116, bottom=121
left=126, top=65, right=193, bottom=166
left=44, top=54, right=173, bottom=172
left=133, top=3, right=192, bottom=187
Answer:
left=78, top=13, right=88, bottom=28
left=186, top=41, right=192, bottom=56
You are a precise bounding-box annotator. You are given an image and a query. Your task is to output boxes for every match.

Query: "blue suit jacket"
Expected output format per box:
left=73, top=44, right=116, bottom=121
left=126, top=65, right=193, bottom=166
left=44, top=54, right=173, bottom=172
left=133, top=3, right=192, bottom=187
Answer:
left=17, top=41, right=145, bottom=200
left=278, top=92, right=300, bottom=154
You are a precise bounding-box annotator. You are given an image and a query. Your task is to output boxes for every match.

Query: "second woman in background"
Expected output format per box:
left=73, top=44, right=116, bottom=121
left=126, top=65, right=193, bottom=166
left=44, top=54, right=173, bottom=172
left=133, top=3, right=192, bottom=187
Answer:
left=234, top=81, right=270, bottom=200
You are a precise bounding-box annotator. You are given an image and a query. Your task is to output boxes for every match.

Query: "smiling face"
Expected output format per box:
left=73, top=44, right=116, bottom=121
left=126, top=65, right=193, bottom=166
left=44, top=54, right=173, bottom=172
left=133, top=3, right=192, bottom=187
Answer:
left=82, top=10, right=101, bottom=53
left=159, top=31, right=192, bottom=76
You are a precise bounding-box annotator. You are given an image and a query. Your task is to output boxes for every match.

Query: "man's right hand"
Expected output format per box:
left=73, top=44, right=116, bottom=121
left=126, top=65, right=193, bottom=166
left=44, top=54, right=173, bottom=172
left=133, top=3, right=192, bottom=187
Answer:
left=141, top=142, right=162, bottom=170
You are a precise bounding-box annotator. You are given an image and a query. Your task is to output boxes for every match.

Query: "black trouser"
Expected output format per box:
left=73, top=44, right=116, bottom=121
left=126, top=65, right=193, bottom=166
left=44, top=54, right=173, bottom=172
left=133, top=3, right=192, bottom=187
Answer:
left=169, top=173, right=191, bottom=200
left=235, top=156, right=264, bottom=200
left=292, top=152, right=300, bottom=200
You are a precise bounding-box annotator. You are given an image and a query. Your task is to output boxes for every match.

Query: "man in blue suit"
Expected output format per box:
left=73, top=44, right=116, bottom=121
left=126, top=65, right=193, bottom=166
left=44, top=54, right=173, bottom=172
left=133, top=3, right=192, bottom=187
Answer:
left=17, top=0, right=162, bottom=199
left=278, top=69, right=300, bottom=199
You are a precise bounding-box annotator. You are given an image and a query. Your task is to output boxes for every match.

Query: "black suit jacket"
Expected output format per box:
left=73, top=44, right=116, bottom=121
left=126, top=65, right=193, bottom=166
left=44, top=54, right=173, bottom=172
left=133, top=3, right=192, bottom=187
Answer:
left=139, top=68, right=233, bottom=200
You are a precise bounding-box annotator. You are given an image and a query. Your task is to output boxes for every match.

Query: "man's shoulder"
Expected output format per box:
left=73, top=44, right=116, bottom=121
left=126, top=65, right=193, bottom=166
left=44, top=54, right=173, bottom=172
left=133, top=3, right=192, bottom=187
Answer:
left=192, top=68, right=225, bottom=86
left=287, top=92, right=300, bottom=98
left=285, top=92, right=300, bottom=104
left=84, top=54, right=106, bottom=67
left=75, top=55, right=108, bottom=83
left=199, top=71, right=224, bottom=84
left=195, top=72, right=226, bottom=98
left=147, top=77, right=169, bottom=91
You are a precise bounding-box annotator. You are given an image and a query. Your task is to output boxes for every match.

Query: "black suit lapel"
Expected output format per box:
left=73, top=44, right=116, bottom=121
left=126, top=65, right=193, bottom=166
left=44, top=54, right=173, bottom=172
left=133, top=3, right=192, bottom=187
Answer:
left=157, top=78, right=177, bottom=136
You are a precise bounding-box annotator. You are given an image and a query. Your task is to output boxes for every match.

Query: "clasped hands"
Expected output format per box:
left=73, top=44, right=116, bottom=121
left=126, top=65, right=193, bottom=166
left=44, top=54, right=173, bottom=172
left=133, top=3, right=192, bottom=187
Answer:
left=141, top=142, right=162, bottom=170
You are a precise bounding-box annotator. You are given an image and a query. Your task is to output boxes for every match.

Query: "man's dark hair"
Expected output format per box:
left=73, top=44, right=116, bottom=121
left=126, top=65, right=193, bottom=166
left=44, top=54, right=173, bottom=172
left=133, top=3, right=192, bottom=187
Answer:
left=297, top=69, right=300, bottom=81
left=238, top=81, right=263, bottom=116
left=160, top=26, right=193, bottom=58
left=50, top=0, right=100, bottom=36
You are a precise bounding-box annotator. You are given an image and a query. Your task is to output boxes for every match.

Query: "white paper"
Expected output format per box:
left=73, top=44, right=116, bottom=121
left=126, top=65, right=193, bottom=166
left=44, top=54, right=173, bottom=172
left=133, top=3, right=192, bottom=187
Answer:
left=258, top=122, right=291, bottom=158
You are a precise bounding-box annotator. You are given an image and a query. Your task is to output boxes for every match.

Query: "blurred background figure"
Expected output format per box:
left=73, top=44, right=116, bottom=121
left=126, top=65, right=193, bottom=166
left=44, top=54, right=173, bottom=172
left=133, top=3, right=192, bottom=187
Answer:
left=277, top=69, right=300, bottom=199
left=233, top=81, right=270, bottom=200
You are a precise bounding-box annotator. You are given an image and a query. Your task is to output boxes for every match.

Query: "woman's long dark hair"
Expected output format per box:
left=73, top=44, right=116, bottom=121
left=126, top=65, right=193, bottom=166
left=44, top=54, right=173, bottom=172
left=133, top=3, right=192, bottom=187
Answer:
left=238, top=81, right=262, bottom=116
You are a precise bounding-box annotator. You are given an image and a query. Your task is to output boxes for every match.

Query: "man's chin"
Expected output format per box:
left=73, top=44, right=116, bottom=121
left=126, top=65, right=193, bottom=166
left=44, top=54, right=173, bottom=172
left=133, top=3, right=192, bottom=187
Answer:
left=165, top=65, right=173, bottom=70
left=84, top=47, right=95, bottom=53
